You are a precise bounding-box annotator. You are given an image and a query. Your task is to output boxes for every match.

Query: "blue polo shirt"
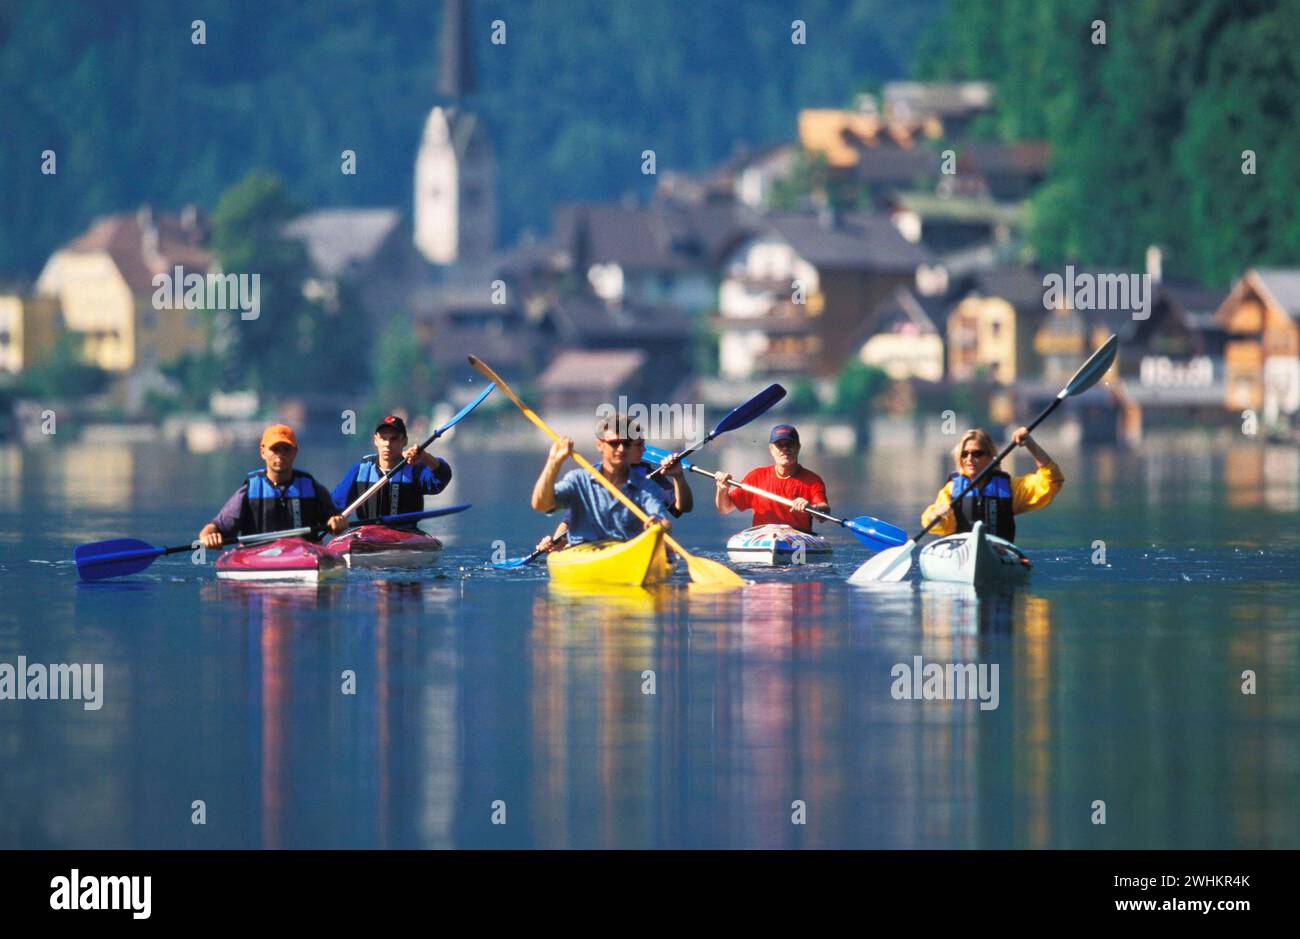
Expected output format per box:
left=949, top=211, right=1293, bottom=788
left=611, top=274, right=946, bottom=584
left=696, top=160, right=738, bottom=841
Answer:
left=552, top=467, right=669, bottom=544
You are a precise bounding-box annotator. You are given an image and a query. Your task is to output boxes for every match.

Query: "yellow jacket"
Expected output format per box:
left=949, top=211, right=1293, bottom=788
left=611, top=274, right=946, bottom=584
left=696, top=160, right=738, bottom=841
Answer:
left=921, top=462, right=1064, bottom=536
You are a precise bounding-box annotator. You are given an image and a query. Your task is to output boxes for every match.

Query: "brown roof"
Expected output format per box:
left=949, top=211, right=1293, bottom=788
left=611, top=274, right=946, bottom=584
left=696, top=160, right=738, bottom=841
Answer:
left=539, top=349, right=647, bottom=390
left=63, top=208, right=213, bottom=294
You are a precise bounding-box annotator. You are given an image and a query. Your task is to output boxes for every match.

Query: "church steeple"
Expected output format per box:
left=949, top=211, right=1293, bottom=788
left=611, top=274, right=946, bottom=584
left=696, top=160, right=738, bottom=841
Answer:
left=437, top=0, right=475, bottom=99
left=415, top=0, right=495, bottom=267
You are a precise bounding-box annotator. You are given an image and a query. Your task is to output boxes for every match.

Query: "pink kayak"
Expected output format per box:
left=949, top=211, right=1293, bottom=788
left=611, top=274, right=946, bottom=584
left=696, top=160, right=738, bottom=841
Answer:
left=325, top=524, right=444, bottom=570
left=215, top=537, right=346, bottom=583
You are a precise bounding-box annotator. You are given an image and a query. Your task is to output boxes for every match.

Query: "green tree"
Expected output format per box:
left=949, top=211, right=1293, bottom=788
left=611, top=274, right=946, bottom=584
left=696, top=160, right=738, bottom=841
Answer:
left=368, top=312, right=438, bottom=428
left=207, top=171, right=371, bottom=395
left=18, top=333, right=110, bottom=399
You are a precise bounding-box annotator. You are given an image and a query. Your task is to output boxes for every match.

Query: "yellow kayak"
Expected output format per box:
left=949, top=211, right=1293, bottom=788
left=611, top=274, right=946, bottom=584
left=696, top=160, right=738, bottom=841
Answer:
left=546, top=525, right=674, bottom=587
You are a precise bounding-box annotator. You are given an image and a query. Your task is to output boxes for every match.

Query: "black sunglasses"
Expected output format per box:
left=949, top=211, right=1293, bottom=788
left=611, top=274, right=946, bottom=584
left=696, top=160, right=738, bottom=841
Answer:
left=961, top=449, right=988, bottom=459
left=599, top=438, right=642, bottom=449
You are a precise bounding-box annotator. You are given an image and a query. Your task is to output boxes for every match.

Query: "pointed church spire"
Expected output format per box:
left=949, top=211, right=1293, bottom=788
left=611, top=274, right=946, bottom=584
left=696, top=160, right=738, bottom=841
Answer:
left=438, top=0, right=475, bottom=99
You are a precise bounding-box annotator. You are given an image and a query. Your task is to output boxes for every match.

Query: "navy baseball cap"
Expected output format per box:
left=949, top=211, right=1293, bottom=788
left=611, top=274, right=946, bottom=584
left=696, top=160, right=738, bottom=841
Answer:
left=770, top=424, right=800, bottom=444
left=374, top=415, right=408, bottom=436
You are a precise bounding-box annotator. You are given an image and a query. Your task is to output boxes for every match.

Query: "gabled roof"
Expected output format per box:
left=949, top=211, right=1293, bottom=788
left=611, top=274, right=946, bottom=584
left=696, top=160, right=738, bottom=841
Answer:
left=1252, top=268, right=1300, bottom=318
left=758, top=212, right=933, bottom=273
left=282, top=208, right=404, bottom=279
left=883, top=81, right=994, bottom=118
left=544, top=294, right=691, bottom=342
left=552, top=199, right=758, bottom=272
left=539, top=349, right=647, bottom=391
left=59, top=208, right=213, bottom=294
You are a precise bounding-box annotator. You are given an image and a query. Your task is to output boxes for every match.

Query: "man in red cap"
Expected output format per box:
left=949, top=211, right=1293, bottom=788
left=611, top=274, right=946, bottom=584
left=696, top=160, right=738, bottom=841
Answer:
left=332, top=414, right=452, bottom=520
left=713, top=424, right=830, bottom=533
left=197, top=424, right=348, bottom=548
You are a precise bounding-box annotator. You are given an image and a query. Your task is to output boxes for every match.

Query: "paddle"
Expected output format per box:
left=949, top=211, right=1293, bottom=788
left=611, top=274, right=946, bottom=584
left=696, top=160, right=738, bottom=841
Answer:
left=74, top=504, right=473, bottom=581
left=339, top=382, right=496, bottom=518
left=645, top=383, right=786, bottom=479
left=467, top=355, right=748, bottom=588
left=490, top=546, right=547, bottom=570
left=642, top=445, right=907, bottom=551
left=849, top=334, right=1119, bottom=584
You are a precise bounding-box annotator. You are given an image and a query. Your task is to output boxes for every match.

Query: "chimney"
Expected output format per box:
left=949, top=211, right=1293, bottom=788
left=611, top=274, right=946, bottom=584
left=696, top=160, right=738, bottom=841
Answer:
left=137, top=205, right=162, bottom=268
left=1145, top=244, right=1163, bottom=285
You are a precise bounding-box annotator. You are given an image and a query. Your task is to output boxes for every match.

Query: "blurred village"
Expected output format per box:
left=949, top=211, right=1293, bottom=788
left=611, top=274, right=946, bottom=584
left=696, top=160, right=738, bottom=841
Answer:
left=2, top=4, right=1297, bottom=453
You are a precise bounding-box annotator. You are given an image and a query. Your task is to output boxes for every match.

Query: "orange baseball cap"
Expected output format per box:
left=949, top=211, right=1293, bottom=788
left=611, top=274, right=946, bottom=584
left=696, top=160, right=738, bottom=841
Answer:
left=260, top=424, right=298, bottom=448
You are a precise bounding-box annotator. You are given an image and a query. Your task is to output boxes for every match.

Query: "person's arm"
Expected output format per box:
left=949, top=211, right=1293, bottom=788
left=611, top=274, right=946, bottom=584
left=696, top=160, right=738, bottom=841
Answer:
left=407, top=447, right=452, bottom=493
left=1009, top=427, right=1063, bottom=514
left=658, top=452, right=693, bottom=515
left=331, top=463, right=359, bottom=513
left=531, top=437, right=572, bottom=513
left=638, top=484, right=672, bottom=533
left=713, top=472, right=737, bottom=515
left=315, top=480, right=348, bottom=534
left=790, top=480, right=830, bottom=524
left=920, top=482, right=957, bottom=536
left=198, top=485, right=247, bottom=549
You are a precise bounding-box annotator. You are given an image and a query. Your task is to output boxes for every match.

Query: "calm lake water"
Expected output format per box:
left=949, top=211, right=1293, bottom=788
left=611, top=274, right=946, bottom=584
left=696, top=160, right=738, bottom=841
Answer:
left=1, top=431, right=1297, bottom=849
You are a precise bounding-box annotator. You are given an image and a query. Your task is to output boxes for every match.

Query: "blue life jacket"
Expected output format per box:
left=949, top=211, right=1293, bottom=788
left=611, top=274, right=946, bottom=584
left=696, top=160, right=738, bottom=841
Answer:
left=348, top=455, right=426, bottom=520
left=243, top=469, right=328, bottom=535
left=948, top=470, right=1015, bottom=541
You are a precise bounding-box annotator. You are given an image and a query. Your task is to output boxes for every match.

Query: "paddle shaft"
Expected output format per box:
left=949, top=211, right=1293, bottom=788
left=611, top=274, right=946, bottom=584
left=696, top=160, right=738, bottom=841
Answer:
left=909, top=396, right=1064, bottom=544
left=646, top=383, right=786, bottom=479
left=683, top=464, right=840, bottom=527
left=340, top=385, right=494, bottom=518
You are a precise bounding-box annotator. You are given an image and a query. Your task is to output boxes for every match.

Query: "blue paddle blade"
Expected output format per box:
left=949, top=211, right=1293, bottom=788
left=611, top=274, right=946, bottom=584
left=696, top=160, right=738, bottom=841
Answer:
left=73, top=538, right=166, bottom=581
left=842, top=516, right=908, bottom=550
left=438, top=383, right=496, bottom=435
left=489, top=555, right=536, bottom=570
left=712, top=383, right=787, bottom=436
left=643, top=444, right=692, bottom=469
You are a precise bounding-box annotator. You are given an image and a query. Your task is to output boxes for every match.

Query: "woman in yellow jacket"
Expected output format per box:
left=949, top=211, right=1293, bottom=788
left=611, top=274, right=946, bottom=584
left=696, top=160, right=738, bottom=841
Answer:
left=921, top=427, right=1063, bottom=542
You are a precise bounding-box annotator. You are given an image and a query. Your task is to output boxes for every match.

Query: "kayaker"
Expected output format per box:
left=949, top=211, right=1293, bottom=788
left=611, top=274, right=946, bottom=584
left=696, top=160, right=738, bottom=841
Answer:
left=535, top=440, right=690, bottom=552
left=332, top=414, right=452, bottom=522
left=921, top=427, right=1063, bottom=541
left=713, top=424, right=829, bottom=533
left=197, top=424, right=347, bottom=549
left=531, top=414, right=672, bottom=544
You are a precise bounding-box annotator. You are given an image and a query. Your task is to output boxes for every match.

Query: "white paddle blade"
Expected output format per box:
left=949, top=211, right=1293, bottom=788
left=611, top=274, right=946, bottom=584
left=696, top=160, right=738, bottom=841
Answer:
left=847, top=541, right=916, bottom=584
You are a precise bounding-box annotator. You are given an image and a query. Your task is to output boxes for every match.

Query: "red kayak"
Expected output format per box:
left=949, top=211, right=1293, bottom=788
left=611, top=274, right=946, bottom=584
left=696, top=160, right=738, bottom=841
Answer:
left=215, top=537, right=346, bottom=583
left=325, top=525, right=444, bottom=570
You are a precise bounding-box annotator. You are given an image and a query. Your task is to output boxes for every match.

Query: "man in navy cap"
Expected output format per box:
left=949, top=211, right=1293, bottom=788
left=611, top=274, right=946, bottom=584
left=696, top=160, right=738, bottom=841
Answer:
left=713, top=424, right=829, bottom=533
left=332, top=414, right=452, bottom=520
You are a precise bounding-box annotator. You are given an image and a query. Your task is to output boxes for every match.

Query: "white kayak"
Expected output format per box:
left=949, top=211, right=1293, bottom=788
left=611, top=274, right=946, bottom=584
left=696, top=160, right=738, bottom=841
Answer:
left=726, top=524, right=833, bottom=566
left=918, top=521, right=1030, bottom=586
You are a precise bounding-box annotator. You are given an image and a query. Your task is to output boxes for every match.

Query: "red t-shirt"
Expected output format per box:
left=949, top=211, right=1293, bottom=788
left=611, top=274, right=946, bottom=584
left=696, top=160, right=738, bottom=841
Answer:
left=727, top=465, right=828, bottom=531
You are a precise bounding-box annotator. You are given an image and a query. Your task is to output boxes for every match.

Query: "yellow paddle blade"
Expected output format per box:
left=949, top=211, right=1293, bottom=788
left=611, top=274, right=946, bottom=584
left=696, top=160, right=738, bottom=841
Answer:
left=678, top=549, right=749, bottom=587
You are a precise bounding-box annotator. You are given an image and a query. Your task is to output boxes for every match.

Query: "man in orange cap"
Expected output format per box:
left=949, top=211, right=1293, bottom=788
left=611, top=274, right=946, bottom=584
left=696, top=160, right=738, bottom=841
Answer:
left=197, top=424, right=347, bottom=549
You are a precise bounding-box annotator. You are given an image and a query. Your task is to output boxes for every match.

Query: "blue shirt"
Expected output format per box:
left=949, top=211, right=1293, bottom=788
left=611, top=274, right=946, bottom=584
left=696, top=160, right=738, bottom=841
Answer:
left=332, top=455, right=451, bottom=520
left=552, top=467, right=669, bottom=544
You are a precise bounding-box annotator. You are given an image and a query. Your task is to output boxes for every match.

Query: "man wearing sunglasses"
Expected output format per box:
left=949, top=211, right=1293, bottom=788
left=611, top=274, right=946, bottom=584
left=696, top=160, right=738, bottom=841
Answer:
left=712, top=424, right=829, bottom=533
left=921, top=426, right=1063, bottom=542
left=531, top=414, right=672, bottom=545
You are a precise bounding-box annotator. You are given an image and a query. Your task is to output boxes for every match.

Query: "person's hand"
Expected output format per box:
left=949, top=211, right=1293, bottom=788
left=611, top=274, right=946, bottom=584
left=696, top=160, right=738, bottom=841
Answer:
left=326, top=515, right=348, bottom=535
left=548, top=437, right=573, bottom=466
left=535, top=534, right=554, bottom=552
left=402, top=445, right=430, bottom=465
left=791, top=497, right=810, bottom=513
left=199, top=530, right=224, bottom=550
left=660, top=452, right=684, bottom=479
left=1011, top=426, right=1032, bottom=446
left=714, top=470, right=732, bottom=491
left=644, top=515, right=670, bottom=532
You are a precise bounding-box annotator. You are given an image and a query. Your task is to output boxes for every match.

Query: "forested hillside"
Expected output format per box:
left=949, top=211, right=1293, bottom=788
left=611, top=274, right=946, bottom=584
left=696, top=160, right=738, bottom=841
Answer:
left=919, top=0, right=1300, bottom=286
left=0, top=0, right=939, bottom=276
